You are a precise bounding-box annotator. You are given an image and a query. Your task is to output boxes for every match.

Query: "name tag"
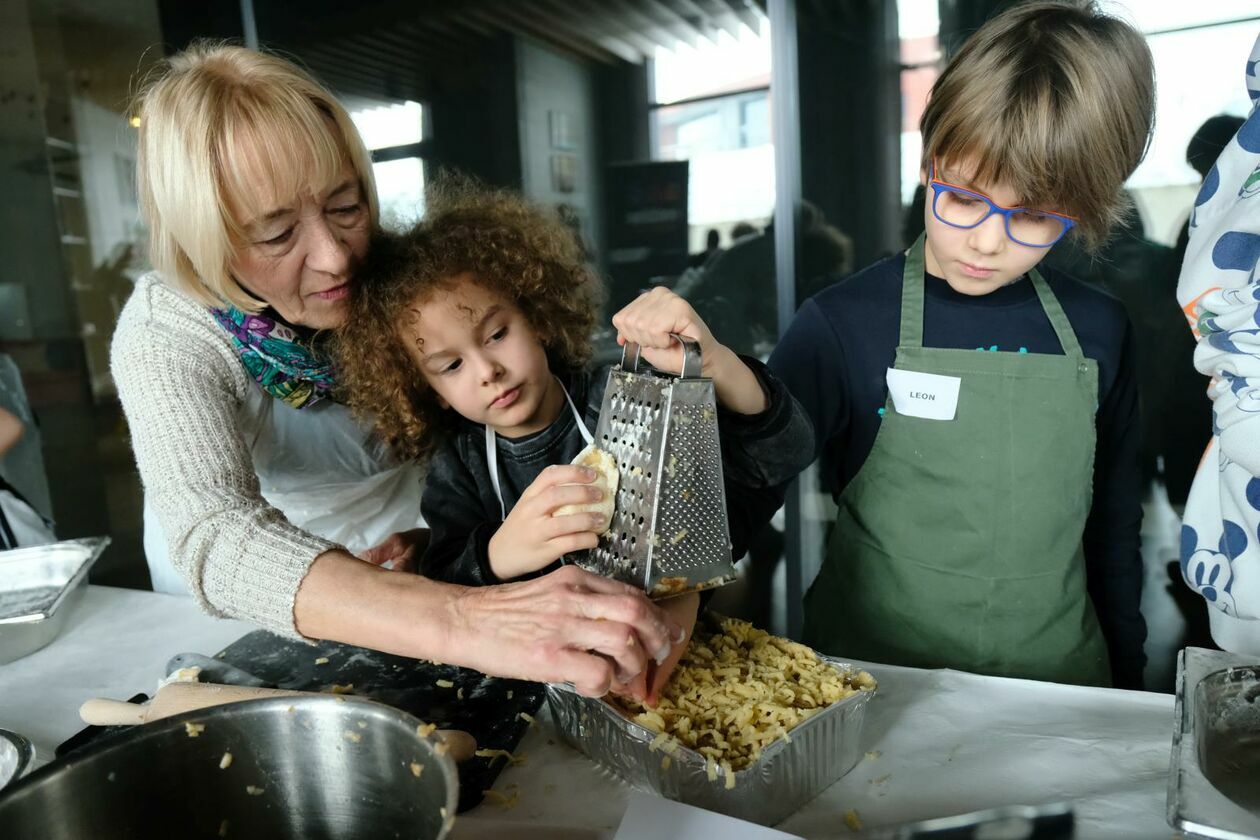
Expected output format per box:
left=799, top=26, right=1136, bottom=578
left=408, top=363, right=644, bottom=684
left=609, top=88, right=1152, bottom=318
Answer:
left=886, top=368, right=961, bottom=420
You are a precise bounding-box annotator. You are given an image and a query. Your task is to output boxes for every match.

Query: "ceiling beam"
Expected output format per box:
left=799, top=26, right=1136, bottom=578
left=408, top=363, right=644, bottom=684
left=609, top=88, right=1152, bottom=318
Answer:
left=530, top=0, right=647, bottom=63
left=557, top=0, right=666, bottom=58
left=620, top=0, right=704, bottom=47
left=462, top=3, right=623, bottom=64
left=720, top=0, right=764, bottom=33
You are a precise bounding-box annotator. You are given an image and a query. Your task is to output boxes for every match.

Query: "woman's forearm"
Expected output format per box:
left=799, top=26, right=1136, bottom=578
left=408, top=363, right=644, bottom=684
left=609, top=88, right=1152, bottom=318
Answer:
left=293, top=552, right=685, bottom=697
left=294, top=549, right=459, bottom=662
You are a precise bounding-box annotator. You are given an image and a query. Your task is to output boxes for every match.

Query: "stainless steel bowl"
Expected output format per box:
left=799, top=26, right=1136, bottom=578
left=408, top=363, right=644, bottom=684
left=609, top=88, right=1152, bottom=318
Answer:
left=0, top=696, right=459, bottom=839
left=0, top=729, right=34, bottom=792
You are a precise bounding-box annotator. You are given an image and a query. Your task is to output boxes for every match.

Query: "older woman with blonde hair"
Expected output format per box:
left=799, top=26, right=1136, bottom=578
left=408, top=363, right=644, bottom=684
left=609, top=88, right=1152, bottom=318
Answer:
left=111, top=42, right=683, bottom=697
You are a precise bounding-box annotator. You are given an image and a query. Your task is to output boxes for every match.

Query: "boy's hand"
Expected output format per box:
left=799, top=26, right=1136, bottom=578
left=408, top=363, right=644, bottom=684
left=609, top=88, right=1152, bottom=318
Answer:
left=611, top=287, right=719, bottom=377
left=612, top=288, right=767, bottom=415
left=487, top=464, right=608, bottom=580
left=612, top=591, right=699, bottom=706
left=360, top=528, right=430, bottom=572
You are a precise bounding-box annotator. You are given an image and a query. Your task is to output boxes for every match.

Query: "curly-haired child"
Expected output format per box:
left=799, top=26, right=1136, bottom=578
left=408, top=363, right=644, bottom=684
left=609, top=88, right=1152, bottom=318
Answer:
left=336, top=181, right=814, bottom=701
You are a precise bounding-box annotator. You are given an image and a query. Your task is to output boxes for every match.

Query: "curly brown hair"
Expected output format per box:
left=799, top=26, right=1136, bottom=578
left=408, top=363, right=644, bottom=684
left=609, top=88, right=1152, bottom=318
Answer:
left=334, top=176, right=600, bottom=462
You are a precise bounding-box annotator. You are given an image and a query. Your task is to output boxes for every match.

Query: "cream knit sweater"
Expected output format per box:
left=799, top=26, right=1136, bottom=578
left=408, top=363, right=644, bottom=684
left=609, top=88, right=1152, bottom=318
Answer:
left=111, top=274, right=336, bottom=637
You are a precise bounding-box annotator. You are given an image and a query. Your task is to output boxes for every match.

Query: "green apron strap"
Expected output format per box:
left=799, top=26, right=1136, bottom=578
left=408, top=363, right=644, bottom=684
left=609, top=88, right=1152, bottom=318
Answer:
left=1029, top=269, right=1085, bottom=360
left=899, top=234, right=928, bottom=349
left=903, top=234, right=1084, bottom=361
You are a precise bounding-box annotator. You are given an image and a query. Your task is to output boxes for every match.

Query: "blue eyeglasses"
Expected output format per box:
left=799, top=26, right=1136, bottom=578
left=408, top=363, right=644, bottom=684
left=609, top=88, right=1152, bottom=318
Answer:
left=929, top=160, right=1077, bottom=248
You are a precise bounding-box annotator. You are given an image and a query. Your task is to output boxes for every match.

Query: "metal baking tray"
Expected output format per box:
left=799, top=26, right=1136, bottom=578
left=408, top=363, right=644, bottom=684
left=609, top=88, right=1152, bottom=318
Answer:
left=1167, top=646, right=1260, bottom=840
left=548, top=653, right=875, bottom=826
left=0, top=537, right=109, bottom=664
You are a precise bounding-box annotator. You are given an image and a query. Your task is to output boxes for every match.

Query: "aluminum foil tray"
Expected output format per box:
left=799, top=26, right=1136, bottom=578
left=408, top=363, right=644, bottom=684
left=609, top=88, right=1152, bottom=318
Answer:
left=548, top=653, right=875, bottom=826
left=1167, top=646, right=1260, bottom=840
left=0, top=537, right=109, bottom=664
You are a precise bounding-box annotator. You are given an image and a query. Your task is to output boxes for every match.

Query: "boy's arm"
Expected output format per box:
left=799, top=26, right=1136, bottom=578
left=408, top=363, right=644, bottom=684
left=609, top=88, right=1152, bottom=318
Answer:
left=1083, top=323, right=1147, bottom=689
left=767, top=299, right=849, bottom=461
left=714, top=355, right=815, bottom=489
left=0, top=407, right=23, bottom=458
left=419, top=439, right=502, bottom=587
left=721, top=301, right=852, bottom=556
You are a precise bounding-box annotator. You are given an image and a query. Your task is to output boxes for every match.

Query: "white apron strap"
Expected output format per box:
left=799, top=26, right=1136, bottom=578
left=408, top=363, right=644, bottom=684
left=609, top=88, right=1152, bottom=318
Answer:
left=486, top=379, right=592, bottom=521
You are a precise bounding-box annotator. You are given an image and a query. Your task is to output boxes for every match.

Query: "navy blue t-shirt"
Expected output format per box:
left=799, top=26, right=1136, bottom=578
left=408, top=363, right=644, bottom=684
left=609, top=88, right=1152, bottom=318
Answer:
left=768, top=251, right=1146, bottom=687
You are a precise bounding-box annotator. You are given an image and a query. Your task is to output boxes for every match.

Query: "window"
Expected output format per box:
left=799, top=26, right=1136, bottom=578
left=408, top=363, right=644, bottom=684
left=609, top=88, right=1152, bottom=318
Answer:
left=1108, top=3, right=1258, bottom=244
left=349, top=99, right=429, bottom=231
left=649, top=19, right=774, bottom=253
left=897, top=0, right=942, bottom=211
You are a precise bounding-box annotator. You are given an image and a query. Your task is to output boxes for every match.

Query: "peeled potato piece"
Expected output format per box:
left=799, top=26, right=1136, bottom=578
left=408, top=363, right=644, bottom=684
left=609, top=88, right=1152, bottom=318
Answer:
left=554, top=444, right=619, bottom=530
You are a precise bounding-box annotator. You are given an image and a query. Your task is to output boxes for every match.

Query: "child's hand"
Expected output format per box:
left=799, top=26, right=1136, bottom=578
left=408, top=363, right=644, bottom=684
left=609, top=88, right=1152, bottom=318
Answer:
left=487, top=464, right=608, bottom=580
left=612, top=591, right=699, bottom=705
left=612, top=288, right=768, bottom=415
left=611, top=287, right=720, bottom=377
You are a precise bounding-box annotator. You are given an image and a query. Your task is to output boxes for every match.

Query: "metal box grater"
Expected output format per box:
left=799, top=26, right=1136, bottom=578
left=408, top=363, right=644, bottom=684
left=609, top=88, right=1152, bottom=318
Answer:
left=579, top=336, right=736, bottom=598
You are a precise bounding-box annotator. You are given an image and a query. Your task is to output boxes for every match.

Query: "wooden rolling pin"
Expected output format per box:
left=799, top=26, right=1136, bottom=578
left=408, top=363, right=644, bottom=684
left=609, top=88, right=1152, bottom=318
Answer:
left=80, top=682, right=476, bottom=760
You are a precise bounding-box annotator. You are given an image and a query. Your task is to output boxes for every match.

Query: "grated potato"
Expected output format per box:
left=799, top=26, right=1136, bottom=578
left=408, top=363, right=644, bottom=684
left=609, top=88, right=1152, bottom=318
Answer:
left=608, top=616, right=875, bottom=773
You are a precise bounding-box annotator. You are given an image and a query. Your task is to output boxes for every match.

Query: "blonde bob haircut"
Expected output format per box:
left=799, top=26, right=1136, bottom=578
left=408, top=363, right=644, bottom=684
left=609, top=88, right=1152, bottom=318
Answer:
left=920, top=1, right=1154, bottom=251
left=134, top=41, right=378, bottom=311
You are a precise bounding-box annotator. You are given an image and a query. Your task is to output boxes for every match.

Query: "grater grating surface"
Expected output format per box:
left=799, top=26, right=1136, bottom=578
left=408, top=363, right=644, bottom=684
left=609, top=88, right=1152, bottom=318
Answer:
left=578, top=337, right=736, bottom=597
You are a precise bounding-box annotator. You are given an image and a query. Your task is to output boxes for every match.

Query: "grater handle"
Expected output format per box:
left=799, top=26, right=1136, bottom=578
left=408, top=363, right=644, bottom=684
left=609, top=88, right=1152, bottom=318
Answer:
left=620, top=334, right=703, bottom=379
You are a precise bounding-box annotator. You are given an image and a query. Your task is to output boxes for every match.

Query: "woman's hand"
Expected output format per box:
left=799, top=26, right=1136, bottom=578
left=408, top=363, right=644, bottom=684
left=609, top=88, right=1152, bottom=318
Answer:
left=615, top=591, right=699, bottom=706
left=359, top=528, right=430, bottom=572
left=447, top=565, right=687, bottom=697
left=487, top=464, right=607, bottom=580
left=612, top=288, right=767, bottom=415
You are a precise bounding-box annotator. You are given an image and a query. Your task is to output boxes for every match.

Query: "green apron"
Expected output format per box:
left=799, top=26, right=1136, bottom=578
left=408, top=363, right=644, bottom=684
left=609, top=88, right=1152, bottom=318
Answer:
left=802, top=236, right=1111, bottom=687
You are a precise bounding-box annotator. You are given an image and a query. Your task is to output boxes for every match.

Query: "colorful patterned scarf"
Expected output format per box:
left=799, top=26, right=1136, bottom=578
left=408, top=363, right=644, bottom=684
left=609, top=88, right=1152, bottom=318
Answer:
left=210, top=307, right=336, bottom=410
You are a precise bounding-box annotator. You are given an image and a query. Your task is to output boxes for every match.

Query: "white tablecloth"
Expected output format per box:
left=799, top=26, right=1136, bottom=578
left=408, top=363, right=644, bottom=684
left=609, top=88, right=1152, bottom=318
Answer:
left=0, top=586, right=1178, bottom=839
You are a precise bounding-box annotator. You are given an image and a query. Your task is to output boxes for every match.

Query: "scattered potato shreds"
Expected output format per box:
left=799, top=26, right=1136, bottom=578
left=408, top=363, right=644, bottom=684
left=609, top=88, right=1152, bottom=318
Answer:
left=482, top=788, right=520, bottom=810
left=245, top=786, right=264, bottom=796
left=344, top=731, right=362, bottom=744
left=327, top=683, right=354, bottom=695
left=844, top=809, right=863, bottom=831
left=608, top=616, right=875, bottom=772
left=475, top=748, right=526, bottom=767
left=435, top=679, right=454, bottom=689
left=416, top=722, right=437, bottom=738
left=218, top=752, right=233, bottom=770
left=314, top=657, right=329, bottom=665
left=410, top=762, right=423, bottom=778
left=184, top=722, right=206, bottom=738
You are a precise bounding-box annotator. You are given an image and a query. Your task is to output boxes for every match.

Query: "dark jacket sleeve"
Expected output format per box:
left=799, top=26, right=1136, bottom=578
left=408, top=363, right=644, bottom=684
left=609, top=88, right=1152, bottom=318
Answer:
left=713, top=350, right=825, bottom=560
left=716, top=355, right=817, bottom=490
left=418, top=437, right=501, bottom=587
left=767, top=299, right=851, bottom=464
left=1083, top=321, right=1148, bottom=689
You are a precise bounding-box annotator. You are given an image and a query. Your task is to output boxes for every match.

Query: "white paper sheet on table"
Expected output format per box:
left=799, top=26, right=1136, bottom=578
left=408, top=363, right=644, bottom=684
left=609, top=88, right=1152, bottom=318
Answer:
left=470, top=659, right=1176, bottom=839
left=615, top=791, right=804, bottom=840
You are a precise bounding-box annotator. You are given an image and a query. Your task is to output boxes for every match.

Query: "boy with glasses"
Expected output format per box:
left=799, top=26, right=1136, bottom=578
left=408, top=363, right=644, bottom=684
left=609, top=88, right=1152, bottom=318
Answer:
left=770, top=1, right=1154, bottom=688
